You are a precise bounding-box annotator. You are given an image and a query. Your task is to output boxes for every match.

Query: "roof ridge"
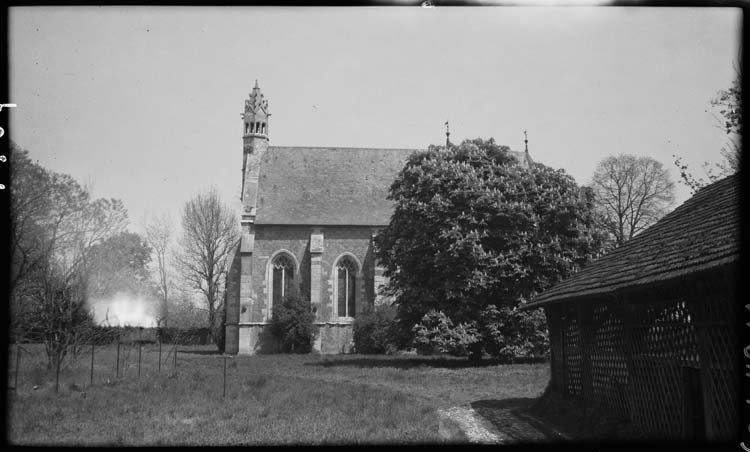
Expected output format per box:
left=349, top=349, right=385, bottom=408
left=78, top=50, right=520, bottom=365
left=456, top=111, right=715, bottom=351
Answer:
left=268, top=145, right=421, bottom=151
left=527, top=173, right=740, bottom=306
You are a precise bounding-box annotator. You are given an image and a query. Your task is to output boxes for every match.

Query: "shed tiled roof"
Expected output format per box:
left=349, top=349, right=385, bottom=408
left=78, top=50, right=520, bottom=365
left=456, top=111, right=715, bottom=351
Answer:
left=524, top=173, right=740, bottom=308
left=255, top=146, right=418, bottom=225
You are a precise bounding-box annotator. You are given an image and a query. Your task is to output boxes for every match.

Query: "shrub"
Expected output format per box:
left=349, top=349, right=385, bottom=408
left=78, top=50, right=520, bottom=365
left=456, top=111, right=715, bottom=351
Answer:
left=158, top=327, right=211, bottom=345
left=213, top=302, right=227, bottom=353
left=269, top=292, right=316, bottom=353
left=88, top=325, right=123, bottom=345
left=478, top=305, right=549, bottom=362
left=410, top=305, right=549, bottom=361
left=352, top=304, right=399, bottom=354
left=411, top=310, right=479, bottom=356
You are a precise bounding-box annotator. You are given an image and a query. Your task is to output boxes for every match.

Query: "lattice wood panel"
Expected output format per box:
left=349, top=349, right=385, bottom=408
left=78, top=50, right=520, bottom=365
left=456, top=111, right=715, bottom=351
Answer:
left=561, top=304, right=582, bottom=396
left=545, top=306, right=565, bottom=393
left=546, top=280, right=737, bottom=440
left=627, top=299, right=698, bottom=438
left=589, top=301, right=629, bottom=419
left=701, top=319, right=737, bottom=439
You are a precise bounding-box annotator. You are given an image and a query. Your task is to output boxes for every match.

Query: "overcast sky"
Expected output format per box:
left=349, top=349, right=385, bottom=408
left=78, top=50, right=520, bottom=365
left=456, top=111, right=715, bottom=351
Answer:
left=9, top=6, right=741, bottom=235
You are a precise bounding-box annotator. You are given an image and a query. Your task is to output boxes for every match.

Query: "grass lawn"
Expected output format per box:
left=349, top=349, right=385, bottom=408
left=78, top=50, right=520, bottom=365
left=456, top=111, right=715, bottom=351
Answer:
left=7, top=343, right=550, bottom=445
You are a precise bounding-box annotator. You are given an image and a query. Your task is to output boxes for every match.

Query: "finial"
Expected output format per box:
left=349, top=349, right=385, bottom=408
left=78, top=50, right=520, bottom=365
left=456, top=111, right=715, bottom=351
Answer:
left=524, top=130, right=528, bottom=153
left=445, top=120, right=451, bottom=147
left=254, top=79, right=259, bottom=89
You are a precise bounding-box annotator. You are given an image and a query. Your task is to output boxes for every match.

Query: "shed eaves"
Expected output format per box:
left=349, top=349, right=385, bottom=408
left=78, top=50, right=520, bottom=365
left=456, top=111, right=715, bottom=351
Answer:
left=255, top=146, right=418, bottom=225
left=524, top=173, right=740, bottom=309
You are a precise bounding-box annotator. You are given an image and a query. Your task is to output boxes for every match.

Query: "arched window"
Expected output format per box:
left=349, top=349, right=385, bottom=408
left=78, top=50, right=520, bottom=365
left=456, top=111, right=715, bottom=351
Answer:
left=336, top=258, right=357, bottom=318
left=271, top=254, right=295, bottom=307
left=245, top=122, right=250, bottom=134
left=261, top=122, right=266, bottom=134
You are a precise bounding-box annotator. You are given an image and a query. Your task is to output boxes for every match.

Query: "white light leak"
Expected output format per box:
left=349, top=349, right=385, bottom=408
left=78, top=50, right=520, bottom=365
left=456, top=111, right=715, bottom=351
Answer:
left=90, top=292, right=158, bottom=327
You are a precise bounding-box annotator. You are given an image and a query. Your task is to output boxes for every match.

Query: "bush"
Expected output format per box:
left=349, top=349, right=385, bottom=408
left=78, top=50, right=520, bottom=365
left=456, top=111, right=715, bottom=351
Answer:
left=269, top=292, right=316, bottom=353
left=158, top=327, right=211, bottom=345
left=412, top=310, right=479, bottom=356
left=411, top=305, right=549, bottom=361
left=213, top=303, right=227, bottom=353
left=352, top=304, right=400, bottom=354
left=478, top=305, right=549, bottom=362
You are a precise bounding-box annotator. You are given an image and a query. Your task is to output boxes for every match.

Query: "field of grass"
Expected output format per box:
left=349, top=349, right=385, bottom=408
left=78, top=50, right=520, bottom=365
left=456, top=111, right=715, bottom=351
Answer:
left=7, top=343, right=550, bottom=445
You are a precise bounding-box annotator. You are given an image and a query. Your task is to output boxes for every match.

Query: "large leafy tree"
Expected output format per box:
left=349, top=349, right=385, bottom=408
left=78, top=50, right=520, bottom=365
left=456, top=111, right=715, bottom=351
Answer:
left=591, top=154, right=675, bottom=247
left=375, top=138, right=608, bottom=360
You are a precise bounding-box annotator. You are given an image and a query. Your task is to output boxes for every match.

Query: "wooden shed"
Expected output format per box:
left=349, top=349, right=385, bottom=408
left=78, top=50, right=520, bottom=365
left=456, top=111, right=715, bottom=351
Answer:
left=522, top=174, right=740, bottom=440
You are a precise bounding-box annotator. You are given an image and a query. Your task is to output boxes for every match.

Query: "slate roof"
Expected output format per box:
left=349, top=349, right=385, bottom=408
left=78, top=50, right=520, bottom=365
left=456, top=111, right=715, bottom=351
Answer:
left=255, top=146, right=418, bottom=225
left=524, top=173, right=741, bottom=309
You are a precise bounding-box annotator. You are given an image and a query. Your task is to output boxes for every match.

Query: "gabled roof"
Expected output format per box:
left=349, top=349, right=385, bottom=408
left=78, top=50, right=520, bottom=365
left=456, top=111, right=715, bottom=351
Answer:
left=255, top=146, right=417, bottom=225
left=524, top=173, right=741, bottom=308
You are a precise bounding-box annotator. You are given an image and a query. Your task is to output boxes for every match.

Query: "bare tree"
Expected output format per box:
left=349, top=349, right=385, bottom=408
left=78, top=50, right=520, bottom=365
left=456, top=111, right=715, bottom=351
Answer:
left=143, top=213, right=173, bottom=327
left=175, top=187, right=238, bottom=345
left=674, top=73, right=741, bottom=193
left=10, top=144, right=129, bottom=367
left=10, top=143, right=65, bottom=302
left=591, top=154, right=675, bottom=246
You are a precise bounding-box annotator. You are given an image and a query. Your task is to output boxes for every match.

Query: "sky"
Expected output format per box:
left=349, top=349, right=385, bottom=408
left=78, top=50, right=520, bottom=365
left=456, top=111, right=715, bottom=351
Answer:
left=9, top=6, right=742, bottom=237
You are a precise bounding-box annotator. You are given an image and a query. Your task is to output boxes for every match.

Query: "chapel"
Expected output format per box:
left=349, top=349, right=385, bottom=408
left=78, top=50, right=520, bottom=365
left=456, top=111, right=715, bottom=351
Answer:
left=224, top=81, right=533, bottom=354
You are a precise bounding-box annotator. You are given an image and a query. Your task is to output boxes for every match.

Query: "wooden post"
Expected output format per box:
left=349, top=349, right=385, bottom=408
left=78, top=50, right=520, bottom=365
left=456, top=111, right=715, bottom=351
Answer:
left=138, top=342, right=142, bottom=378
left=90, top=343, right=95, bottom=387
left=560, top=310, right=568, bottom=397
left=577, top=301, right=593, bottom=414
left=173, top=345, right=177, bottom=368
left=116, top=340, right=120, bottom=378
left=223, top=356, right=227, bottom=398
left=620, top=296, right=636, bottom=422
left=158, top=340, right=162, bottom=373
left=544, top=307, right=557, bottom=392
left=694, top=304, right=713, bottom=439
left=55, top=352, right=61, bottom=394
left=14, top=343, right=21, bottom=393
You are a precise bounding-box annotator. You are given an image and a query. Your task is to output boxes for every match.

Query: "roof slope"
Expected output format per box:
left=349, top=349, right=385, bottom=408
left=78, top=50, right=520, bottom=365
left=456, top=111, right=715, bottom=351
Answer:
left=255, top=146, right=417, bottom=225
left=525, top=173, right=740, bottom=308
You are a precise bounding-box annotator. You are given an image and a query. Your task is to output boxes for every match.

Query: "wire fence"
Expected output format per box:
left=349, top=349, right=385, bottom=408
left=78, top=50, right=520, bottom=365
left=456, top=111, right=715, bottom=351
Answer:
left=8, top=334, right=233, bottom=398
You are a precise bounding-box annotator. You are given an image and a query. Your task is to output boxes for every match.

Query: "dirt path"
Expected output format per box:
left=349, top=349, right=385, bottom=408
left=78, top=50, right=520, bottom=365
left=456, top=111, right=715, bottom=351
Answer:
left=439, top=398, right=570, bottom=443
left=438, top=407, right=505, bottom=443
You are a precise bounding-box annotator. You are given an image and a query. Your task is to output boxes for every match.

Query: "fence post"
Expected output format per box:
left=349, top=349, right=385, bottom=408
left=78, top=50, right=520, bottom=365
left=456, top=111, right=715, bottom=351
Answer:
left=116, top=339, right=120, bottom=378
left=138, top=342, right=142, bottom=378
left=14, top=343, right=21, bottom=393
left=173, top=345, right=177, bottom=368
left=55, top=351, right=61, bottom=394
left=223, top=356, right=227, bottom=398
left=90, top=342, right=95, bottom=388
left=158, top=340, right=162, bottom=373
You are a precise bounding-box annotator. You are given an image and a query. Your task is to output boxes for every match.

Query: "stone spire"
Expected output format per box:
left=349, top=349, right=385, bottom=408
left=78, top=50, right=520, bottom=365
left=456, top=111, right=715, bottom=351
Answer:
left=445, top=120, right=451, bottom=147
left=244, top=80, right=269, bottom=120
left=240, top=79, right=270, bottom=213
left=524, top=130, right=528, bottom=154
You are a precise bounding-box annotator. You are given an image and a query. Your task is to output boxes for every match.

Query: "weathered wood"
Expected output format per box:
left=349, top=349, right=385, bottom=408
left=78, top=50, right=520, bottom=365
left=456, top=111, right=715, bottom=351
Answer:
left=90, top=343, right=95, bottom=387
left=576, top=300, right=593, bottom=411
left=619, top=295, right=636, bottom=428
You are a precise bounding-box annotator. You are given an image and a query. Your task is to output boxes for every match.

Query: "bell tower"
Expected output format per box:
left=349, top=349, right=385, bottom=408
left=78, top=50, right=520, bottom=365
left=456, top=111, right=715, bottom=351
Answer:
left=240, top=79, right=270, bottom=220
left=227, top=80, right=268, bottom=355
